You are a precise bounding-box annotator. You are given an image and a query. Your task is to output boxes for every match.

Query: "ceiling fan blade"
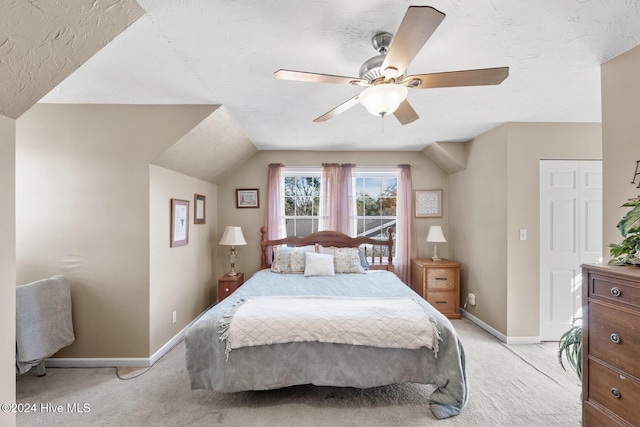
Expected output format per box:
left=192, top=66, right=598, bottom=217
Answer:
left=394, top=100, right=419, bottom=125
left=381, top=6, right=445, bottom=77
left=313, top=95, right=360, bottom=122
left=275, top=69, right=367, bottom=86
left=407, top=67, right=509, bottom=89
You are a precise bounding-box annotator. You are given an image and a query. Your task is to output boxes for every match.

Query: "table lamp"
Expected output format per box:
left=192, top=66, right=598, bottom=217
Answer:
left=219, top=226, right=247, bottom=276
left=426, top=225, right=446, bottom=262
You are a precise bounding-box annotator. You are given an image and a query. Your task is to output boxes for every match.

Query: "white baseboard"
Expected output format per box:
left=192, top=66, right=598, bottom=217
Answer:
left=460, top=309, right=540, bottom=345
left=44, top=319, right=194, bottom=369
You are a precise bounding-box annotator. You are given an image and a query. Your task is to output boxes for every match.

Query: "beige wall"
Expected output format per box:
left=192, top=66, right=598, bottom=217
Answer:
left=449, top=125, right=510, bottom=333
left=505, top=123, right=601, bottom=337
left=149, top=165, right=217, bottom=354
left=602, top=44, right=640, bottom=259
left=215, top=151, right=449, bottom=286
left=16, top=104, right=217, bottom=358
left=0, top=115, right=16, bottom=427
left=450, top=122, right=601, bottom=337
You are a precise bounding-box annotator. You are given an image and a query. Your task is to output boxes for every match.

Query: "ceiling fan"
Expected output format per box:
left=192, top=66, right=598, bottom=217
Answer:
left=274, top=6, right=509, bottom=125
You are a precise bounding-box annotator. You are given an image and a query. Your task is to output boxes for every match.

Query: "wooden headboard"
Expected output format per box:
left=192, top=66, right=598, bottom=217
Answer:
left=260, top=226, right=394, bottom=272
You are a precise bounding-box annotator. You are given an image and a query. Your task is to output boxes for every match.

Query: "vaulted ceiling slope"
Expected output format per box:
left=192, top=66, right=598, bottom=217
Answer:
left=151, top=105, right=257, bottom=184
left=8, top=1, right=640, bottom=152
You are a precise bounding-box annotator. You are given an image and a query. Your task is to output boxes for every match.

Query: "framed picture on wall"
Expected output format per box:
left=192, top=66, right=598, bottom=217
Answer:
left=415, top=190, right=442, bottom=218
left=170, top=198, right=189, bottom=247
left=194, top=194, right=206, bottom=224
left=236, top=189, right=259, bottom=208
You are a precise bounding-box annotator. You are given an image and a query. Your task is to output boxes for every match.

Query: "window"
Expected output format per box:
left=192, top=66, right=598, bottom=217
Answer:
left=283, top=169, right=321, bottom=237
left=281, top=168, right=397, bottom=261
left=354, top=170, right=397, bottom=239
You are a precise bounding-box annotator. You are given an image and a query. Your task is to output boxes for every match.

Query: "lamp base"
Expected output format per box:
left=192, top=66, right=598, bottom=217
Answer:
left=227, top=246, right=238, bottom=276
left=432, top=243, right=441, bottom=262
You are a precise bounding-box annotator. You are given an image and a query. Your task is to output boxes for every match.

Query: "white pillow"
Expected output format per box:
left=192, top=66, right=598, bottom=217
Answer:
left=304, top=252, right=335, bottom=277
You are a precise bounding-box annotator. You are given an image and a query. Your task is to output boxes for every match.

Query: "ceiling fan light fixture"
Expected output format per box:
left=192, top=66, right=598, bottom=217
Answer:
left=359, top=84, right=408, bottom=117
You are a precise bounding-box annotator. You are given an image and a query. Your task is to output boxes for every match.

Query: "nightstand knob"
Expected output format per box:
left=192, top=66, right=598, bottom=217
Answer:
left=611, top=287, right=622, bottom=297
left=610, top=333, right=621, bottom=344
left=225, top=288, right=229, bottom=292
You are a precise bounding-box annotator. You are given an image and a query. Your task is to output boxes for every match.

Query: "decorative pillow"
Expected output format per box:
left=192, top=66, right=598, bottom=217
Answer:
left=358, top=247, right=370, bottom=270
left=304, top=252, right=335, bottom=277
left=318, top=246, right=364, bottom=274
left=271, top=245, right=316, bottom=273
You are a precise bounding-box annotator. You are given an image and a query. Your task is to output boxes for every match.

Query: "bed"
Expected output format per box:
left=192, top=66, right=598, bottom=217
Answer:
left=184, top=227, right=468, bottom=419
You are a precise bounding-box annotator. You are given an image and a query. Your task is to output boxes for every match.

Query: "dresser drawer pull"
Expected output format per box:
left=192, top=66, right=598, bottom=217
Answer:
left=610, top=333, right=621, bottom=344
left=611, top=388, right=621, bottom=399
left=611, top=287, right=622, bottom=297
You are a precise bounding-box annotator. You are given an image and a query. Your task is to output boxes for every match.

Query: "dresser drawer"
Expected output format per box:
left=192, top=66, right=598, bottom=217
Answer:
left=587, top=359, right=640, bottom=426
left=426, top=291, right=455, bottom=314
left=583, top=401, right=629, bottom=427
left=589, top=274, right=640, bottom=308
left=426, top=268, right=455, bottom=290
left=589, top=302, right=640, bottom=379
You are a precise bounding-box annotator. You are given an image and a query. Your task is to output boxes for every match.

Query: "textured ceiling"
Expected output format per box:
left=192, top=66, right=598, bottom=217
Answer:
left=0, top=0, right=143, bottom=119
left=39, top=0, right=640, bottom=151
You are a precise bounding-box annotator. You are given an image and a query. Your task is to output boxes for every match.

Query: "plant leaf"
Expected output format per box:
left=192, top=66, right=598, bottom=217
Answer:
left=617, top=203, right=640, bottom=237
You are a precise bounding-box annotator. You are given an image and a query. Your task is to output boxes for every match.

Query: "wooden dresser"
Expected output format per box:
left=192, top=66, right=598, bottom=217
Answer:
left=582, top=264, right=640, bottom=427
left=411, top=258, right=461, bottom=319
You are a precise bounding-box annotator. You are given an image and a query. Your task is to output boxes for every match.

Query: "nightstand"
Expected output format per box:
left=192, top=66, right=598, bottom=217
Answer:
left=411, top=259, right=461, bottom=319
left=218, top=273, right=244, bottom=302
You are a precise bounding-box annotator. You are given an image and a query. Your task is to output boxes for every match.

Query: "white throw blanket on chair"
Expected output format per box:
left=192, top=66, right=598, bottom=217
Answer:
left=16, top=275, right=75, bottom=374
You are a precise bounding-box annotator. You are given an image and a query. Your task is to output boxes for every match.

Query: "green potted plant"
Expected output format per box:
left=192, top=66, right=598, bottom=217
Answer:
left=609, top=196, right=640, bottom=265
left=557, top=318, right=582, bottom=380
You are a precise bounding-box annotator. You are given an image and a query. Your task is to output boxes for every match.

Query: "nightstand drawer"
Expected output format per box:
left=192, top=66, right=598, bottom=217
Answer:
left=411, top=258, right=460, bottom=319
left=426, top=291, right=455, bottom=314
left=218, top=273, right=244, bottom=302
left=427, top=268, right=455, bottom=290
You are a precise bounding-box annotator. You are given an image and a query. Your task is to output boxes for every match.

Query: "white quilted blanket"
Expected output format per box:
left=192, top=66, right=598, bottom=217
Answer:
left=219, top=296, right=441, bottom=359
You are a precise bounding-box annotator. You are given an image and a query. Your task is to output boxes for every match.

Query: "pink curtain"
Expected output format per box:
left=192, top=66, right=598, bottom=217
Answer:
left=320, top=163, right=355, bottom=236
left=320, top=163, right=340, bottom=232
left=265, top=163, right=285, bottom=260
left=396, top=164, right=417, bottom=284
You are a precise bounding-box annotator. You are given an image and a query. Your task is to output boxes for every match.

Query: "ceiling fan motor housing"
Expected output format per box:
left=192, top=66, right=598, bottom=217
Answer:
left=359, top=54, right=386, bottom=82
left=359, top=32, right=396, bottom=82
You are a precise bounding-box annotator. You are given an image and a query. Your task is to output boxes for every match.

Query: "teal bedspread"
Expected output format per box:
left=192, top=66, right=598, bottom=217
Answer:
left=184, top=270, right=468, bottom=419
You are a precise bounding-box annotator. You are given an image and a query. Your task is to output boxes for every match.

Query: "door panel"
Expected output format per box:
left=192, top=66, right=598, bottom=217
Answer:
left=540, top=160, right=602, bottom=340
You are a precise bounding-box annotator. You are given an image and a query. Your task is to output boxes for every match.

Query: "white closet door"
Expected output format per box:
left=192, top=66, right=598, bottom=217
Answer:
left=539, top=160, right=602, bottom=341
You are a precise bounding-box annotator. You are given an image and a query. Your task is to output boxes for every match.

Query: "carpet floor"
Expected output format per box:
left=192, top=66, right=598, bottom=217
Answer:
left=16, top=318, right=581, bottom=426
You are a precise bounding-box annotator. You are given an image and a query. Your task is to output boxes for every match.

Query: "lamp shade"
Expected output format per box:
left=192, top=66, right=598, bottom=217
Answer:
left=219, top=226, right=247, bottom=246
left=359, top=84, right=408, bottom=116
left=426, top=226, right=446, bottom=243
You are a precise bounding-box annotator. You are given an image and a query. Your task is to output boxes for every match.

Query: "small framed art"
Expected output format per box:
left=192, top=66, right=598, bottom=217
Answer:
left=415, top=190, right=442, bottom=218
left=236, top=189, right=259, bottom=208
left=194, top=194, right=206, bottom=224
left=170, top=198, right=189, bottom=247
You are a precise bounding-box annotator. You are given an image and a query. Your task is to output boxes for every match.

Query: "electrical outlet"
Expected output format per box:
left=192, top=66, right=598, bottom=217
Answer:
left=172, top=311, right=177, bottom=324
left=468, top=293, right=476, bottom=306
